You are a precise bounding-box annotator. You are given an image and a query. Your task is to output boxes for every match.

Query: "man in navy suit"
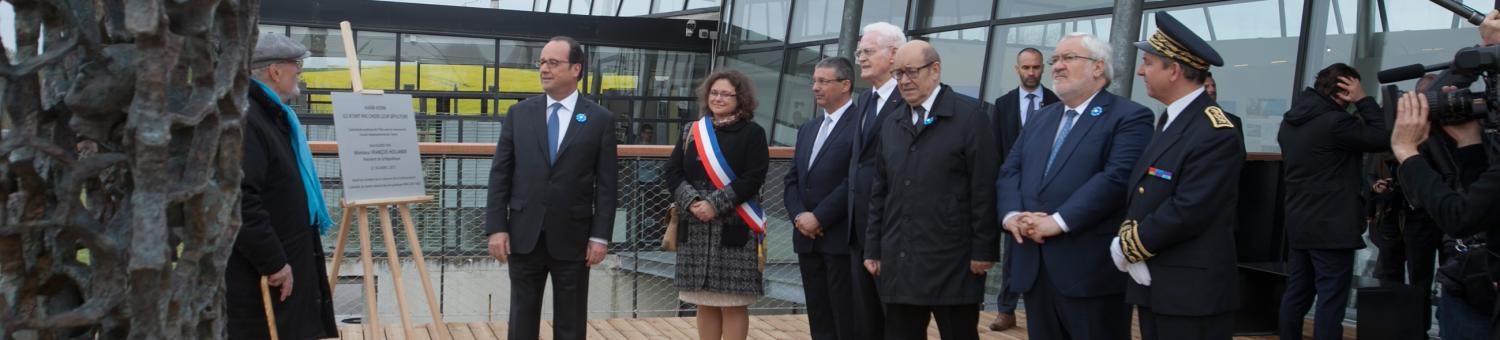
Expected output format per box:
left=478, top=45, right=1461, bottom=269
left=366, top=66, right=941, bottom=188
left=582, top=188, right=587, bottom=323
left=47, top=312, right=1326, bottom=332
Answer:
left=997, top=32, right=1153, bottom=340
left=988, top=46, right=1060, bottom=331
left=486, top=36, right=619, bottom=340
left=785, top=56, right=860, bottom=340
left=847, top=21, right=906, bottom=340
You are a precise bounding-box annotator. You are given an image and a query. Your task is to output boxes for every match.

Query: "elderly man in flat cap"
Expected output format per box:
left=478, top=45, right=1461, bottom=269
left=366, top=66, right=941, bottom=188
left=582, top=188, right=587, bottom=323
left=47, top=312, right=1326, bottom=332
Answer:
left=225, top=32, right=338, bottom=340
left=1111, top=11, right=1245, bottom=340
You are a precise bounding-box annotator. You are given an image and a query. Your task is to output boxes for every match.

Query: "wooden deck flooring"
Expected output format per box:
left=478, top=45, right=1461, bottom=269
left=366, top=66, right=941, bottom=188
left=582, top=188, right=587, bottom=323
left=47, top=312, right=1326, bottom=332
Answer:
left=335, top=311, right=1354, bottom=340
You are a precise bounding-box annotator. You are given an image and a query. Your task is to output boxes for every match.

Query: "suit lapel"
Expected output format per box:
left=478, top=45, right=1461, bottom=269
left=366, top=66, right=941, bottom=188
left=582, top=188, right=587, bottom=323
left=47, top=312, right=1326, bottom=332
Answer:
left=864, top=91, right=903, bottom=146
left=1040, top=92, right=1110, bottom=189
left=808, top=108, right=857, bottom=171
left=532, top=101, right=552, bottom=162
left=554, top=100, right=590, bottom=161
left=1129, top=96, right=1203, bottom=190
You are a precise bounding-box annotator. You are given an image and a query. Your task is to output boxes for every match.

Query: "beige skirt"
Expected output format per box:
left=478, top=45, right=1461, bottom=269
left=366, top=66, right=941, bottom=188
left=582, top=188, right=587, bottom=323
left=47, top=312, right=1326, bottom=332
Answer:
left=679, top=291, right=757, bottom=307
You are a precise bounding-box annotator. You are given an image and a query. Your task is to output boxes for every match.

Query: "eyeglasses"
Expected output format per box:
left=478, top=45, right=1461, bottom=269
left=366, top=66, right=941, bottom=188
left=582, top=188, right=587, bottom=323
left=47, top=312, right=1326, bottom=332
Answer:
left=855, top=48, right=884, bottom=57
left=1048, top=54, right=1098, bottom=66
left=812, top=78, right=848, bottom=86
left=891, top=61, right=937, bottom=80
left=537, top=59, right=573, bottom=69
left=708, top=91, right=738, bottom=99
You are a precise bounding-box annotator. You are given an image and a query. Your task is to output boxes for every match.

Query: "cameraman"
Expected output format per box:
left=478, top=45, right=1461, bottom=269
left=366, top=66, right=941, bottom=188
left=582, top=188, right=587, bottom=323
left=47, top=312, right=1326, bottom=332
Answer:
left=1391, top=11, right=1500, bottom=335
left=1366, top=153, right=1443, bottom=333
left=1277, top=62, right=1389, bottom=340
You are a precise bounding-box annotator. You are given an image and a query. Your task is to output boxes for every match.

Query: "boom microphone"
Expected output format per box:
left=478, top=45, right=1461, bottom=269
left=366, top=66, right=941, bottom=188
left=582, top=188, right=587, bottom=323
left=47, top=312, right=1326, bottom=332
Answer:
left=1377, top=62, right=1452, bottom=83
left=1432, top=0, right=1487, bottom=26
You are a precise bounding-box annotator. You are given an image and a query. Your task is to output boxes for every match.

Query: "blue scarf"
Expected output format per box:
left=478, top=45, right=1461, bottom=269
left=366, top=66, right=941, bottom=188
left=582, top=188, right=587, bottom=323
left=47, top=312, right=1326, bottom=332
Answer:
left=251, top=79, right=334, bottom=234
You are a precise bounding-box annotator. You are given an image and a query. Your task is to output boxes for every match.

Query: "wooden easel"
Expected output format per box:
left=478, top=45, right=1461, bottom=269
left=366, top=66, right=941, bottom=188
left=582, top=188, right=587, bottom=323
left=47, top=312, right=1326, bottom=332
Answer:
left=324, top=21, right=452, bottom=340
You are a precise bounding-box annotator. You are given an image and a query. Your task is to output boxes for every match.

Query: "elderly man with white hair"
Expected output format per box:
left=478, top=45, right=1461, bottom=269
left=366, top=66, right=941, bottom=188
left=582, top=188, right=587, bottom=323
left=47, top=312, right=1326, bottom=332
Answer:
left=847, top=20, right=906, bottom=340
left=224, top=32, right=339, bottom=340
left=996, top=32, right=1153, bottom=340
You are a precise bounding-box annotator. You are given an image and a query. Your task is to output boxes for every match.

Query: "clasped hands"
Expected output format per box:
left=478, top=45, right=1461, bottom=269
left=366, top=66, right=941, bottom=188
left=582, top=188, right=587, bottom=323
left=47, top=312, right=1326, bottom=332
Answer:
left=1003, top=212, right=1063, bottom=244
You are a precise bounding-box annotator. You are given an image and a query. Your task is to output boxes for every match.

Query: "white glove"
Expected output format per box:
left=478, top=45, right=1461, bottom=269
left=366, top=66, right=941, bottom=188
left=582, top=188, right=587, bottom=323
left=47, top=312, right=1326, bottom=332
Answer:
left=1109, top=237, right=1129, bottom=272
left=1127, top=261, right=1152, bottom=286
left=1110, top=236, right=1152, bottom=286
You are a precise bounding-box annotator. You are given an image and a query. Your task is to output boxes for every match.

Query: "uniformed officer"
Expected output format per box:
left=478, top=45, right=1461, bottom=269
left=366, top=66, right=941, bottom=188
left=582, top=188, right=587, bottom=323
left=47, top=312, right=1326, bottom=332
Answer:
left=1111, top=12, right=1246, bottom=340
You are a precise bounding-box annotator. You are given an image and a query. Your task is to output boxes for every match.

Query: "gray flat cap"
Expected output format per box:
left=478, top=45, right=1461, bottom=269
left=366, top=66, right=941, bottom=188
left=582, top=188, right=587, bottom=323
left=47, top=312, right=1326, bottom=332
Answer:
left=252, top=32, right=311, bottom=69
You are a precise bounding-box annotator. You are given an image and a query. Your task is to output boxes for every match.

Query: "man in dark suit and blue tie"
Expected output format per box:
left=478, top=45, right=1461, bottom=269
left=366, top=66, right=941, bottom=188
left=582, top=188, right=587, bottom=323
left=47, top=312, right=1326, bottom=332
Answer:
left=997, top=32, right=1153, bottom=340
left=486, top=36, right=619, bottom=340
left=785, top=56, right=860, bottom=340
left=847, top=21, right=906, bottom=340
left=987, top=46, right=1060, bottom=331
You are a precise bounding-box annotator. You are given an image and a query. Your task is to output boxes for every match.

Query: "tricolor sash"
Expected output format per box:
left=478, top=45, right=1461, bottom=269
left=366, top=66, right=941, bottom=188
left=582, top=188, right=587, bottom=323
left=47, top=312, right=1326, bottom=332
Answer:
left=691, top=117, right=768, bottom=236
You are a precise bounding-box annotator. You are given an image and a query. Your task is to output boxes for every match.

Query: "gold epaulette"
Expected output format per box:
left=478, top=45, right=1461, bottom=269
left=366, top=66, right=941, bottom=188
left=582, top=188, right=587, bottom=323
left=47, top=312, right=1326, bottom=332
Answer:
left=1118, top=219, right=1155, bottom=263
left=1205, top=106, right=1233, bottom=129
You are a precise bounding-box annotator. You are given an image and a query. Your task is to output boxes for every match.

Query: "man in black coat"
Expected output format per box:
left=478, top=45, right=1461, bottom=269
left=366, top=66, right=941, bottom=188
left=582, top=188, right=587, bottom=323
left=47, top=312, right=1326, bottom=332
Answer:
left=1276, top=63, right=1389, bottom=340
left=865, top=40, right=1000, bottom=340
left=847, top=21, right=906, bottom=340
left=1115, top=12, right=1245, bottom=339
left=485, top=36, right=619, bottom=340
left=227, top=32, right=338, bottom=340
left=785, top=56, right=860, bottom=340
left=988, top=46, right=1059, bottom=331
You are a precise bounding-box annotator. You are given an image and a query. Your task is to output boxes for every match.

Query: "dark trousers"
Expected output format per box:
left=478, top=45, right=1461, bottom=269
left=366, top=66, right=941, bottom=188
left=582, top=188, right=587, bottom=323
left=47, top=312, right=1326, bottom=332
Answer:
left=1137, top=306, right=1233, bottom=340
left=798, top=252, right=857, bottom=340
left=1024, top=263, right=1130, bottom=340
left=995, top=240, right=1020, bottom=313
left=884, top=303, right=979, bottom=340
left=1371, top=215, right=1442, bottom=331
left=508, top=233, right=590, bottom=340
left=849, top=243, right=885, bottom=340
left=1279, top=248, right=1354, bottom=340
left=1440, top=290, right=1492, bottom=340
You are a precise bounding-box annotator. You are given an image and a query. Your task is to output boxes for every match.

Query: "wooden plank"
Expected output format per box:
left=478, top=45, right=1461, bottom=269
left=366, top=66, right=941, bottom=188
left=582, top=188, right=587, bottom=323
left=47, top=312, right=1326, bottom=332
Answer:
left=644, top=318, right=693, bottom=340
left=486, top=321, right=509, bottom=340
left=340, top=325, right=364, bottom=340
left=623, top=319, right=664, bottom=338
left=605, top=319, right=648, bottom=340
left=466, top=323, right=494, bottom=340
left=384, top=325, right=407, bottom=340
left=407, top=324, right=433, bottom=340
left=445, top=323, right=475, bottom=340
left=588, top=320, right=627, bottom=340
left=746, top=328, right=779, bottom=340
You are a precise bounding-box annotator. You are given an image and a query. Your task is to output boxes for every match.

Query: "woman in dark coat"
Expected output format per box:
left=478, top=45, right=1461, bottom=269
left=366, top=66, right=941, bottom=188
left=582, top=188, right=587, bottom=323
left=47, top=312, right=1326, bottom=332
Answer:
left=665, top=69, right=770, bottom=340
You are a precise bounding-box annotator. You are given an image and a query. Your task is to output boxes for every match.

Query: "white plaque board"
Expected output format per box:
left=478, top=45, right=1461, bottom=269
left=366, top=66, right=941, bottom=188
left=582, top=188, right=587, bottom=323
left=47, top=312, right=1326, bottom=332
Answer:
left=331, top=92, right=426, bottom=202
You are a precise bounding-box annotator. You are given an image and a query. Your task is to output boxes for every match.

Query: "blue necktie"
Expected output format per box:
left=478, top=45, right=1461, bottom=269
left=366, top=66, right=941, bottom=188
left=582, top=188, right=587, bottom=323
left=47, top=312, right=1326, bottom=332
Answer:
left=1024, top=93, right=1038, bottom=125
left=1045, top=109, right=1078, bottom=176
left=547, top=102, right=562, bottom=165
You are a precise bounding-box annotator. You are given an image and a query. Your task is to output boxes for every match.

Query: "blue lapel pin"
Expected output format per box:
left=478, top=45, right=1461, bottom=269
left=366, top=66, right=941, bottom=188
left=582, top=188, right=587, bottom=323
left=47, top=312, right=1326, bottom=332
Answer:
left=923, top=115, right=935, bottom=126
left=1090, top=106, right=1103, bottom=117
left=575, top=113, right=587, bottom=123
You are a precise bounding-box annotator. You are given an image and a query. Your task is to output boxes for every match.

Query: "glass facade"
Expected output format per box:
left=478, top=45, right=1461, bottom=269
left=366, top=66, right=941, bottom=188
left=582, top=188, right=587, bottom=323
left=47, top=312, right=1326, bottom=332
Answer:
left=378, top=0, right=714, bottom=16
left=720, top=0, right=1486, bottom=327
left=722, top=0, right=1482, bottom=154
left=264, top=24, right=709, bottom=145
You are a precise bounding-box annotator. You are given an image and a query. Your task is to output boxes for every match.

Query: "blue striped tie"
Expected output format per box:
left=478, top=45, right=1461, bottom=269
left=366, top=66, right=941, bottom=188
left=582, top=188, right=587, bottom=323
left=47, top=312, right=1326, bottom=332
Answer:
left=547, top=102, right=562, bottom=165
left=1045, top=109, right=1078, bottom=176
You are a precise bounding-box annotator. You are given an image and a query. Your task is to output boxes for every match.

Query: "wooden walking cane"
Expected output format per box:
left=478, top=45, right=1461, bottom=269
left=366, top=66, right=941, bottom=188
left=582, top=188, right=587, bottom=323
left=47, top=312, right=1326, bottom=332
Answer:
left=260, top=276, right=281, bottom=340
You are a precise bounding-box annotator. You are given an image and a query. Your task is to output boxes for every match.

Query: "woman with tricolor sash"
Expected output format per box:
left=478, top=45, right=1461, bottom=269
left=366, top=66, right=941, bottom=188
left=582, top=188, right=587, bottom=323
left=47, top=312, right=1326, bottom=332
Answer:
left=665, top=69, right=770, bottom=340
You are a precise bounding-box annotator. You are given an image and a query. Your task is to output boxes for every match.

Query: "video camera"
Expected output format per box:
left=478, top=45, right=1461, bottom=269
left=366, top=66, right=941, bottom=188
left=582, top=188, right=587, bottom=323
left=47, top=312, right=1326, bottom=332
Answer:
left=1377, top=0, right=1500, bottom=126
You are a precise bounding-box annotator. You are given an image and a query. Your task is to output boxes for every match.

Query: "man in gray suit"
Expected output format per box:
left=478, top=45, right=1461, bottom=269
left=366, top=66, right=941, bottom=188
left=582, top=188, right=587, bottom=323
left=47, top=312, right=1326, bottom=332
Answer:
left=486, top=36, right=619, bottom=340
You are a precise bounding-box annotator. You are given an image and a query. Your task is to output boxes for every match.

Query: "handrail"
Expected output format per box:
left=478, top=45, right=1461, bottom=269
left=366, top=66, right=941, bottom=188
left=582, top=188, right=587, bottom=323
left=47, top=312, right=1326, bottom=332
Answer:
left=306, top=141, right=1282, bottom=161
left=307, top=141, right=798, bottom=158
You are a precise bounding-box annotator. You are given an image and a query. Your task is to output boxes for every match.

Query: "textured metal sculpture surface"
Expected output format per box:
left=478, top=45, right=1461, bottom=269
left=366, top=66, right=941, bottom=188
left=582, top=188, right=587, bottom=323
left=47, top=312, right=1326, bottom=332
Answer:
left=0, top=0, right=259, bottom=338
